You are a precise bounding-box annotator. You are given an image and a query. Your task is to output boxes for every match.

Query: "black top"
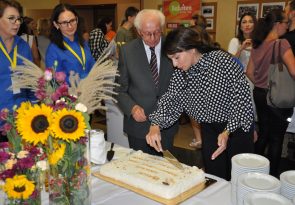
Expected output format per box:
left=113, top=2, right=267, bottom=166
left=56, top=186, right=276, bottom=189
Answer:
left=149, top=50, right=254, bottom=133
left=282, top=29, right=295, bottom=55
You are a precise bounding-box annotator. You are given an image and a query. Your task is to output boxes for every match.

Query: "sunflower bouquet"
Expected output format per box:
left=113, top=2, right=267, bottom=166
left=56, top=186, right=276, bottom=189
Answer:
left=4, top=54, right=117, bottom=205
left=32, top=67, right=92, bottom=205
left=0, top=105, right=48, bottom=205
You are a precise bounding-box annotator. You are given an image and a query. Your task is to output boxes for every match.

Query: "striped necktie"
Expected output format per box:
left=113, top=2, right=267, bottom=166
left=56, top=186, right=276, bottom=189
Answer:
left=149, top=47, right=159, bottom=86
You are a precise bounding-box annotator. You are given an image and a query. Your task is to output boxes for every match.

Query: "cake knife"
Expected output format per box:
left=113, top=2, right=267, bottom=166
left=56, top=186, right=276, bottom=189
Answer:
left=162, top=150, right=184, bottom=170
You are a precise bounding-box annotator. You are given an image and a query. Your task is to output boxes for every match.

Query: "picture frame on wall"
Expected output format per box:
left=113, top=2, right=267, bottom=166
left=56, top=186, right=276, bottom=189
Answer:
left=202, top=5, right=214, bottom=17
left=261, top=2, right=285, bottom=18
left=237, top=3, right=259, bottom=20
left=206, top=18, right=214, bottom=31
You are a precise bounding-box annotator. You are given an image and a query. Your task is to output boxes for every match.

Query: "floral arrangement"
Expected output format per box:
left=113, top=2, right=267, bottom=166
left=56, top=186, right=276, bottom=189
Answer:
left=0, top=105, right=47, bottom=204
left=0, top=53, right=118, bottom=204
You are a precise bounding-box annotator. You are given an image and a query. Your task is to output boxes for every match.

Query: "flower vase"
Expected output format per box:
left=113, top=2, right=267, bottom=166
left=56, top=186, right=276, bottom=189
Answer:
left=48, top=135, right=91, bottom=205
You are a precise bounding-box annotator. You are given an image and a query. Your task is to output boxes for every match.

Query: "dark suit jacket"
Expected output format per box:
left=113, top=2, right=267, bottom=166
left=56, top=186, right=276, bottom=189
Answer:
left=116, top=37, right=178, bottom=147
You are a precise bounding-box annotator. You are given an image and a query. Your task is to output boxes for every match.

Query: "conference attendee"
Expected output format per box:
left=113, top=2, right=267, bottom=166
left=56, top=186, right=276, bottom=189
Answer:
left=115, top=6, right=139, bottom=49
left=89, top=17, right=112, bottom=61
left=228, top=12, right=258, bottom=137
left=115, top=9, right=178, bottom=155
left=246, top=9, right=295, bottom=177
left=0, top=0, right=34, bottom=141
left=46, top=3, right=95, bottom=83
left=228, top=12, right=256, bottom=70
left=18, top=16, right=40, bottom=66
left=146, top=27, right=255, bottom=180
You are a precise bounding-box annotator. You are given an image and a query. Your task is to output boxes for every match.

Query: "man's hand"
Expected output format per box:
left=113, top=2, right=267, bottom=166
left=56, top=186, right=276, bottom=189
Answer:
left=146, top=125, right=162, bottom=152
left=131, top=105, right=147, bottom=122
left=211, top=130, right=229, bottom=160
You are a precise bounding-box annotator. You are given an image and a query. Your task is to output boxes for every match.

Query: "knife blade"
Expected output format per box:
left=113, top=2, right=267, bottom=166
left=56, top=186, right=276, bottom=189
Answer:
left=162, top=150, right=184, bottom=170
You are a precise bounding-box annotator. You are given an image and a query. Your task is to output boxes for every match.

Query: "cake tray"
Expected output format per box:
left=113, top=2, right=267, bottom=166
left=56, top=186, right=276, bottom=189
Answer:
left=93, top=172, right=217, bottom=205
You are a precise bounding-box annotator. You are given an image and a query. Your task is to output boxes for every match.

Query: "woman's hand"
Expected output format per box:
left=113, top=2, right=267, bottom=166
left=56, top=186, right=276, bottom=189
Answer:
left=241, top=39, right=252, bottom=50
left=211, top=130, right=229, bottom=160
left=146, top=125, right=162, bottom=152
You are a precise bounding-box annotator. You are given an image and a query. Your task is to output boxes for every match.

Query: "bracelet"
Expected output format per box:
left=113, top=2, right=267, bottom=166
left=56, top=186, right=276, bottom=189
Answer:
left=151, top=122, right=158, bottom=126
left=223, top=129, right=230, bottom=136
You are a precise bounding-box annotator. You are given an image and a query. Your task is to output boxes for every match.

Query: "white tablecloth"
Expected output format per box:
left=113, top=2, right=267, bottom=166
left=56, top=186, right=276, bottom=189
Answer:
left=42, top=142, right=232, bottom=205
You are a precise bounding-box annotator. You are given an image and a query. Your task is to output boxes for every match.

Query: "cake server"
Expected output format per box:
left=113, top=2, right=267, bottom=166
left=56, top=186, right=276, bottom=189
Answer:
left=107, top=142, right=115, bottom=161
left=163, top=150, right=184, bottom=170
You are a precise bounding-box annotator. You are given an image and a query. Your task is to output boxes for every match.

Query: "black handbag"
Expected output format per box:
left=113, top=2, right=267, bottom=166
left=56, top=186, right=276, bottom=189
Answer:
left=267, top=40, right=295, bottom=108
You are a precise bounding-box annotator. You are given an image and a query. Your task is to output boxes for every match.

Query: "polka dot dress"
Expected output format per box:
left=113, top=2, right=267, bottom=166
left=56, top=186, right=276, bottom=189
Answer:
left=149, top=50, right=254, bottom=133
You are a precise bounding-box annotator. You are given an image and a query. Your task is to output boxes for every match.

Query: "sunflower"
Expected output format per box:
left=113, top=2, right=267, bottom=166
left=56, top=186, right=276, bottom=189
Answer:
left=16, top=101, right=32, bottom=117
left=3, top=175, right=35, bottom=200
left=16, top=104, right=53, bottom=145
left=48, top=143, right=66, bottom=165
left=51, top=108, right=86, bottom=141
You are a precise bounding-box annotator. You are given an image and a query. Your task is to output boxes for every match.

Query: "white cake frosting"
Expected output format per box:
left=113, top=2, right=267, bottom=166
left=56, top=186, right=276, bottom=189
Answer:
left=99, top=150, right=205, bottom=199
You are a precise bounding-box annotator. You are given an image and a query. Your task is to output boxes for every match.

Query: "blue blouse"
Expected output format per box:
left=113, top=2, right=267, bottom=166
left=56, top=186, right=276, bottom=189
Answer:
left=45, top=35, right=95, bottom=82
left=0, top=35, right=33, bottom=112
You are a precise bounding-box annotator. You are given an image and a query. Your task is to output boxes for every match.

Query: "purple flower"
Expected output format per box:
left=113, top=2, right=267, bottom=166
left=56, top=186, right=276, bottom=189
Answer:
left=37, top=77, right=46, bottom=87
left=0, top=109, right=9, bottom=120
left=51, top=91, right=61, bottom=102
left=0, top=142, right=9, bottom=149
left=0, top=123, right=12, bottom=135
left=0, top=151, right=10, bottom=163
left=57, top=83, right=69, bottom=96
left=35, top=90, right=47, bottom=100
left=0, top=169, right=15, bottom=180
left=16, top=157, right=35, bottom=169
left=55, top=72, right=66, bottom=83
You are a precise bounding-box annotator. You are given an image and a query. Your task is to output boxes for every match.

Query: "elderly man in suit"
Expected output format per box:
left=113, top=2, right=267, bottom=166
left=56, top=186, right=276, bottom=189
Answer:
left=116, top=9, right=178, bottom=155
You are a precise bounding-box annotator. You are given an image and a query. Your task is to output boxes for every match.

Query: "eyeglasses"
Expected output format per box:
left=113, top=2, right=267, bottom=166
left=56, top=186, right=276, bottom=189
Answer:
left=141, top=30, right=162, bottom=39
left=7, top=16, right=23, bottom=24
left=57, top=18, right=78, bottom=28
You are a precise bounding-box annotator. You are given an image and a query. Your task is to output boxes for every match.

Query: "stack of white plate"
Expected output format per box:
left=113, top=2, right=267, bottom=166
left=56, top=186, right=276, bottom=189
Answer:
left=244, top=192, right=292, bottom=205
left=237, top=172, right=281, bottom=205
left=231, top=153, right=270, bottom=204
left=280, top=170, right=295, bottom=200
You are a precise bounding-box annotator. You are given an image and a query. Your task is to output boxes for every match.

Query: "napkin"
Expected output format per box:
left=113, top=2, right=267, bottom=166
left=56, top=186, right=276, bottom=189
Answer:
left=90, top=129, right=106, bottom=164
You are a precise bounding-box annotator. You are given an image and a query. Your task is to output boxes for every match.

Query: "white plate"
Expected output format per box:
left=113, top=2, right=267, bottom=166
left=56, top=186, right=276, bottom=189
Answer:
left=244, top=192, right=292, bottom=205
left=280, top=171, right=295, bottom=186
left=239, top=173, right=280, bottom=191
left=232, top=153, right=269, bottom=168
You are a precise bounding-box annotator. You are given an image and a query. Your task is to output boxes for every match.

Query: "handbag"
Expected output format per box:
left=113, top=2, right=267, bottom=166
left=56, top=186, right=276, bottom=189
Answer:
left=267, top=40, right=295, bottom=108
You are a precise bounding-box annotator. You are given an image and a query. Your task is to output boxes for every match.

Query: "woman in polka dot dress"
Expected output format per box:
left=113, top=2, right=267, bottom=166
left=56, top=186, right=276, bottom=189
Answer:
left=146, top=27, right=255, bottom=180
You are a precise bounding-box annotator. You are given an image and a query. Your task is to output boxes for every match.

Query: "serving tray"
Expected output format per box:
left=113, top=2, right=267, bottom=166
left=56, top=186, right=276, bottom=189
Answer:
left=93, top=172, right=216, bottom=205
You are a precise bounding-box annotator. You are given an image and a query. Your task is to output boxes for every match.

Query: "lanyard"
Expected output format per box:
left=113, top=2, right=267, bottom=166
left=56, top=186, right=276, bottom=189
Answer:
left=63, top=41, right=86, bottom=69
left=0, top=41, right=17, bottom=69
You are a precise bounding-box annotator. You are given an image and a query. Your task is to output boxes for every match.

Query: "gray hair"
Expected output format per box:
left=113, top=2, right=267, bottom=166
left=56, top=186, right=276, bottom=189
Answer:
left=134, top=9, right=165, bottom=30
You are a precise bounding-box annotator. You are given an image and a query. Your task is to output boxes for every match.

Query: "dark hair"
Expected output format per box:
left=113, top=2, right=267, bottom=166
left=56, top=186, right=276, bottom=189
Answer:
left=49, top=3, right=84, bottom=50
left=17, top=16, right=33, bottom=35
left=191, top=14, right=207, bottom=30
left=96, top=17, right=112, bottom=35
left=164, top=27, right=219, bottom=55
left=237, top=12, right=257, bottom=43
left=252, top=9, right=284, bottom=48
left=290, top=0, right=295, bottom=11
left=0, top=0, right=22, bottom=17
left=120, top=6, right=139, bottom=26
